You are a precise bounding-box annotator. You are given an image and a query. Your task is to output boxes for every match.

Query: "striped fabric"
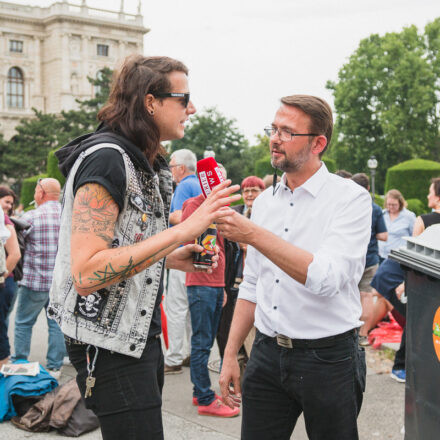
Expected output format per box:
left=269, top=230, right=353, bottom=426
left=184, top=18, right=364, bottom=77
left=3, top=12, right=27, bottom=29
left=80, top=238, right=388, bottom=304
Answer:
left=20, top=201, right=61, bottom=292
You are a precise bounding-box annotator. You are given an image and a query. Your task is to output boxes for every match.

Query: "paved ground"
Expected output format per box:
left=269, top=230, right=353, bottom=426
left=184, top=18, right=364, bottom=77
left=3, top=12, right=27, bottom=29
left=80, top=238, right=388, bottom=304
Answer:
left=1, top=307, right=405, bottom=439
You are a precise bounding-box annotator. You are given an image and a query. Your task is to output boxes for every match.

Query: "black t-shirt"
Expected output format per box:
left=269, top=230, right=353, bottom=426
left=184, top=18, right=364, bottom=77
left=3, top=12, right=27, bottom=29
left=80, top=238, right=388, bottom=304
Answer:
left=73, top=147, right=163, bottom=337
left=421, top=212, right=440, bottom=229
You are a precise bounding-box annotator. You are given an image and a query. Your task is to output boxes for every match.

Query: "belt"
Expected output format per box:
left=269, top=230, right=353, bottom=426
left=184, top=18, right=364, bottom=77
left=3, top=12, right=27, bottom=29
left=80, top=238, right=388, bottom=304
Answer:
left=265, top=328, right=356, bottom=349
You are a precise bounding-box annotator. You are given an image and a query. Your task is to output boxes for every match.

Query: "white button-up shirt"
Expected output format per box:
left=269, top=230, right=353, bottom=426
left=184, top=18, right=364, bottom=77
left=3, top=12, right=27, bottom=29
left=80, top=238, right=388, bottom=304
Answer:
left=238, top=164, right=372, bottom=339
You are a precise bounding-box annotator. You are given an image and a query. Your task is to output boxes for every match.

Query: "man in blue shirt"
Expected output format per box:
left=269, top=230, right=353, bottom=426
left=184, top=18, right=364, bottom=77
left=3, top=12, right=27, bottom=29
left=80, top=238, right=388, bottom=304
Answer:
left=165, top=149, right=202, bottom=374
left=351, top=173, right=388, bottom=345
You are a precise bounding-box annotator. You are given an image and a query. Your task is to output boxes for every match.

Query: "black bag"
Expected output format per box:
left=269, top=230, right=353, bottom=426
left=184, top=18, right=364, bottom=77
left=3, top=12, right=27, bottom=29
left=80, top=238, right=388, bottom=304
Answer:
left=10, top=217, right=31, bottom=282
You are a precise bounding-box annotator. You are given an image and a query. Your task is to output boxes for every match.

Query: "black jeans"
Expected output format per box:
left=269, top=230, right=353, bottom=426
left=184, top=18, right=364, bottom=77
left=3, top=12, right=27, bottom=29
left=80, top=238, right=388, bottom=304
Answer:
left=67, top=336, right=164, bottom=440
left=241, top=330, right=366, bottom=440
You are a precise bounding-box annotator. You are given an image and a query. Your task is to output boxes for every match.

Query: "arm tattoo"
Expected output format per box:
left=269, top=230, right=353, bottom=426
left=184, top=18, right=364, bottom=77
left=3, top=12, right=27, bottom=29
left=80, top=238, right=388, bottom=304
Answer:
left=97, top=233, right=114, bottom=248
left=72, top=184, right=118, bottom=235
left=83, top=243, right=175, bottom=289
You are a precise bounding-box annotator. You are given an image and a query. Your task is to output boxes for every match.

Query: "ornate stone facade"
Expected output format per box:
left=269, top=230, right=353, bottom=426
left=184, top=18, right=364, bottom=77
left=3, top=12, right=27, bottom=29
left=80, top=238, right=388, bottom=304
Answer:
left=0, top=0, right=148, bottom=139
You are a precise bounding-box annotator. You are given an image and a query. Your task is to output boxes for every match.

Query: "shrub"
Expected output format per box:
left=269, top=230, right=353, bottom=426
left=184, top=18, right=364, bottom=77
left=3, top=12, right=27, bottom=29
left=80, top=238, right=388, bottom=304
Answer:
left=373, top=194, right=384, bottom=208
left=385, top=159, right=440, bottom=208
left=20, top=173, right=48, bottom=209
left=406, top=198, right=427, bottom=217
left=254, top=155, right=274, bottom=177
left=47, top=149, right=66, bottom=187
left=322, top=157, right=336, bottom=173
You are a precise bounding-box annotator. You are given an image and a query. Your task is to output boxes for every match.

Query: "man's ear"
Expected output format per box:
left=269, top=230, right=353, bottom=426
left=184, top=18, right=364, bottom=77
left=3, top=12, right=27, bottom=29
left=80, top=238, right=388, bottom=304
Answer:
left=144, top=94, right=156, bottom=115
left=311, top=135, right=327, bottom=156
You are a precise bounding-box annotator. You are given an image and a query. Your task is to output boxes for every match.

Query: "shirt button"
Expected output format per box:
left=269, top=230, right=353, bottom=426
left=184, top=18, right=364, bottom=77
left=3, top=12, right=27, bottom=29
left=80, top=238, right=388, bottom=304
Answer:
left=130, top=344, right=136, bottom=351
left=285, top=228, right=288, bottom=232
left=276, top=279, right=279, bottom=283
left=290, top=203, right=293, bottom=207
left=141, top=310, right=147, bottom=316
left=154, top=211, right=162, bottom=218
left=146, top=278, right=152, bottom=284
left=273, top=306, right=277, bottom=310
left=284, top=187, right=287, bottom=191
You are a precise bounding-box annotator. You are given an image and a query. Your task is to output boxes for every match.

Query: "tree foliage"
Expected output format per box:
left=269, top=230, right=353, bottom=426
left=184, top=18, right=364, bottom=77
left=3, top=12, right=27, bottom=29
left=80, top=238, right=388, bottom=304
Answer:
left=327, top=19, right=440, bottom=192
left=170, top=107, right=249, bottom=184
left=0, top=67, right=113, bottom=186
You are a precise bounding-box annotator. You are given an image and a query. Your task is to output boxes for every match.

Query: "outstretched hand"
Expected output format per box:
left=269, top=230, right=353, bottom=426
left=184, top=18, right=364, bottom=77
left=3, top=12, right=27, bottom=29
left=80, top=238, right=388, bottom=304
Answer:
left=166, top=243, right=219, bottom=273
left=217, top=211, right=256, bottom=245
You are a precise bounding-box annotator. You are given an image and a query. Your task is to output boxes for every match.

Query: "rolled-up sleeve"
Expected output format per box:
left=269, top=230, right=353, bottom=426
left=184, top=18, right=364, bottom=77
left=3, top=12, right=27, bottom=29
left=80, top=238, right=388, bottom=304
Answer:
left=305, top=191, right=372, bottom=297
left=238, top=243, right=258, bottom=303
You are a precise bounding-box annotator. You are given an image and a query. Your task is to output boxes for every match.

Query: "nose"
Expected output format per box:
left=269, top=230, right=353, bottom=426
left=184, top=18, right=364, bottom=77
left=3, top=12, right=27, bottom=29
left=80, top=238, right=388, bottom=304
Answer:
left=187, top=100, right=196, bottom=115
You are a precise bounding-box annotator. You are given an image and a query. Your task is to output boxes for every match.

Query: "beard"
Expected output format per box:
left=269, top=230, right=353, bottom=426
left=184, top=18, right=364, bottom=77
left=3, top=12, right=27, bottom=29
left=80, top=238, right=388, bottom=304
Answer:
left=270, top=141, right=312, bottom=173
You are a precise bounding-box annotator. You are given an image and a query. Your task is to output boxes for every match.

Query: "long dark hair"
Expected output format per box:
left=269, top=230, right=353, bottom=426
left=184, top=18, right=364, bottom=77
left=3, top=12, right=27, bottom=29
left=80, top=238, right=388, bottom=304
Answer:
left=98, top=55, right=188, bottom=163
left=0, top=186, right=17, bottom=216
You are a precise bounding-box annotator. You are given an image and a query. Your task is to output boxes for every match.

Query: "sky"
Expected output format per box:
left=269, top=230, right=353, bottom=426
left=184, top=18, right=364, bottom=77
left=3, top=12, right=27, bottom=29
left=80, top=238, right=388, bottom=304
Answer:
left=19, top=0, right=440, bottom=142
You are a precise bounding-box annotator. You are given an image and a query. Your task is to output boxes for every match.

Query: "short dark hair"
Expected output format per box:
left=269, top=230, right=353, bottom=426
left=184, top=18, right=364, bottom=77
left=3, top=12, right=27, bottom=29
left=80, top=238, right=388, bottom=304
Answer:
left=352, top=173, right=370, bottom=190
left=335, top=169, right=352, bottom=178
left=280, top=95, right=333, bottom=157
left=431, top=177, right=440, bottom=197
left=98, top=54, right=188, bottom=163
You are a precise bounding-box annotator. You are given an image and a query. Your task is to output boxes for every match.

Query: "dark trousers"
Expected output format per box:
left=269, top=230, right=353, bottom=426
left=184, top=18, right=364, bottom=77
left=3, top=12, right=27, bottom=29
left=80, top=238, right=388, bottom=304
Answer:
left=241, top=330, right=366, bottom=440
left=67, top=336, right=164, bottom=440
left=388, top=290, right=407, bottom=371
left=0, top=277, right=16, bottom=359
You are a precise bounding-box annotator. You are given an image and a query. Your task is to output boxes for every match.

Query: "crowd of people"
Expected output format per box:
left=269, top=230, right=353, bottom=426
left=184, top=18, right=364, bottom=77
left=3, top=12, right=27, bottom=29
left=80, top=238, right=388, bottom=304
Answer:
left=0, top=53, right=440, bottom=440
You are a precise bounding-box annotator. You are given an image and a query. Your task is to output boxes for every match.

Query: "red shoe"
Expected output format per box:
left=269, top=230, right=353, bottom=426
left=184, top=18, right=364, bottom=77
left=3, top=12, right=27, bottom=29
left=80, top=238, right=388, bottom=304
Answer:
left=197, top=398, right=240, bottom=418
left=192, top=393, right=220, bottom=406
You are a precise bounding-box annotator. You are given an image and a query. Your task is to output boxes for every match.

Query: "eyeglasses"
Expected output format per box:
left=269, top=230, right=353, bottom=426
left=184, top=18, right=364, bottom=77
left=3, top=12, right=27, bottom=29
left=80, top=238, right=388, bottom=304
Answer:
left=242, top=188, right=261, bottom=195
left=37, top=178, right=45, bottom=193
left=155, top=93, right=190, bottom=108
left=168, top=164, right=182, bottom=168
left=264, top=126, right=318, bottom=142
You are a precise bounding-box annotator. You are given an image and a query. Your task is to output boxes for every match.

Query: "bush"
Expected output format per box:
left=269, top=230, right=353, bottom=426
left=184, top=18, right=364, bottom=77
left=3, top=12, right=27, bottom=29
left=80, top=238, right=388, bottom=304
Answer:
left=322, top=157, right=336, bottom=173
left=406, top=198, right=427, bottom=217
left=373, top=194, right=384, bottom=208
left=47, top=149, right=66, bottom=187
left=254, top=155, right=274, bottom=177
left=385, top=159, right=440, bottom=208
left=20, top=173, right=48, bottom=209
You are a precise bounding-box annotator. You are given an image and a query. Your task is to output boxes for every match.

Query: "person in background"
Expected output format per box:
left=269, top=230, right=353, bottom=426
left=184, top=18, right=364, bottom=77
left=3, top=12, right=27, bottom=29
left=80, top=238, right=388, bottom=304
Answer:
left=335, top=169, right=352, bottom=178
left=182, top=165, right=240, bottom=418
left=379, top=189, right=415, bottom=261
left=351, top=173, right=388, bottom=346
left=412, top=177, right=440, bottom=236
left=0, top=186, right=21, bottom=367
left=12, top=178, right=65, bottom=377
left=217, top=176, right=265, bottom=372
left=164, top=148, right=201, bottom=374
left=262, top=174, right=280, bottom=189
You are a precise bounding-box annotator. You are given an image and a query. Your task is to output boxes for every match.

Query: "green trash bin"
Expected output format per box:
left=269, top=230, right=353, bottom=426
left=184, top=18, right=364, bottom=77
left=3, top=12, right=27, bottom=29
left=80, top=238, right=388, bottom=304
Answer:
left=390, top=224, right=440, bottom=439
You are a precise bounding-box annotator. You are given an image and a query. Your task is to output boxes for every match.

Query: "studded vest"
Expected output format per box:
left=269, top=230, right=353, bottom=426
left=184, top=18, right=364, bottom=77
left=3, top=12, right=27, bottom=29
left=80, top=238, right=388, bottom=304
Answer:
left=48, top=143, right=172, bottom=358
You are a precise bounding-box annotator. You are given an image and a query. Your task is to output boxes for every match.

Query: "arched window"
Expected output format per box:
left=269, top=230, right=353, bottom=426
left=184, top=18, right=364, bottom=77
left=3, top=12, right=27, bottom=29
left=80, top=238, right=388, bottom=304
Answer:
left=7, top=67, right=24, bottom=109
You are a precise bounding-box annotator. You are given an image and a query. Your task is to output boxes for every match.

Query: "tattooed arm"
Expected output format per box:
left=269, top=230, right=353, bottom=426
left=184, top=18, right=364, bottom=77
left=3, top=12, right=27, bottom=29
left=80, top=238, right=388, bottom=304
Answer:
left=71, top=182, right=240, bottom=296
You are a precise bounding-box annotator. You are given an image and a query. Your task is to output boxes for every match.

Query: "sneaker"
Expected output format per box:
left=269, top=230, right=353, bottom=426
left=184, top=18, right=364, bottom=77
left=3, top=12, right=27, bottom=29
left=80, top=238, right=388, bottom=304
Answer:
left=192, top=393, right=221, bottom=406
left=390, top=369, right=406, bottom=383
left=164, top=364, right=183, bottom=375
left=358, top=335, right=370, bottom=347
left=198, top=398, right=240, bottom=418
left=47, top=368, right=62, bottom=380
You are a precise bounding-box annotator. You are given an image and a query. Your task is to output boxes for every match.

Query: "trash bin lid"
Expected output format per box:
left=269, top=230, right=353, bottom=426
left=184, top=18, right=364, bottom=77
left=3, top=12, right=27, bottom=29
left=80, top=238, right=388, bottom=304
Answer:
left=390, top=224, right=440, bottom=278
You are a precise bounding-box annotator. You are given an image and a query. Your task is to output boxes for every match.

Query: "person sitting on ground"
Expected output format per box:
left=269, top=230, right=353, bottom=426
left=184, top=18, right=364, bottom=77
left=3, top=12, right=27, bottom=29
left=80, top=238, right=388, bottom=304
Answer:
left=351, top=173, right=388, bottom=346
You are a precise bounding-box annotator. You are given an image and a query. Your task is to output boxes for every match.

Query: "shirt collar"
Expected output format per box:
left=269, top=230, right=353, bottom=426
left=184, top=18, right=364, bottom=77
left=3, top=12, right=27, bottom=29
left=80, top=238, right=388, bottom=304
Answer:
left=179, top=174, right=197, bottom=183
left=279, top=162, right=329, bottom=198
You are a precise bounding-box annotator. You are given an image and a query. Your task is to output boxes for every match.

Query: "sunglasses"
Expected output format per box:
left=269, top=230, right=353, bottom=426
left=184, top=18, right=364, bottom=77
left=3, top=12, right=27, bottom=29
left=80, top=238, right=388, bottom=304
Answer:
left=155, top=92, right=190, bottom=108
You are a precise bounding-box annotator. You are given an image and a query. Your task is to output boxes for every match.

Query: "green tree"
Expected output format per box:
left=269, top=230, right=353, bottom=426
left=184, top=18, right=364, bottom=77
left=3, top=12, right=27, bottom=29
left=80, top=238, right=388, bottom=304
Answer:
left=241, top=134, right=271, bottom=177
left=327, top=20, right=440, bottom=192
left=0, top=67, right=113, bottom=185
left=170, top=107, right=249, bottom=184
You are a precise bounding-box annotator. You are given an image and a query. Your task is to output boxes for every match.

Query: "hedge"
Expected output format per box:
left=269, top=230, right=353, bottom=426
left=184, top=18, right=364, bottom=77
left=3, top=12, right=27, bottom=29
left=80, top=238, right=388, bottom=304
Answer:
left=322, top=157, right=336, bottom=173
left=385, top=159, right=440, bottom=207
left=47, top=149, right=66, bottom=187
left=373, top=194, right=384, bottom=208
left=406, top=198, right=427, bottom=217
left=20, top=173, right=48, bottom=209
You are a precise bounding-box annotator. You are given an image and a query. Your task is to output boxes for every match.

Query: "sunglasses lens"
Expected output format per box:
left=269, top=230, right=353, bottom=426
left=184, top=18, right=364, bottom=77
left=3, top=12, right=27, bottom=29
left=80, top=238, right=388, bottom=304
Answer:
left=184, top=94, right=190, bottom=108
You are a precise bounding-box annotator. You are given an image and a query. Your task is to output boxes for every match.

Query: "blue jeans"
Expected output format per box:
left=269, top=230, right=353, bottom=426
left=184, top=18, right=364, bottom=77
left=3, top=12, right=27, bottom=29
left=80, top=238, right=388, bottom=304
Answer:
left=0, top=277, right=16, bottom=359
left=241, top=330, right=366, bottom=440
left=13, top=286, right=67, bottom=369
left=187, top=285, right=223, bottom=406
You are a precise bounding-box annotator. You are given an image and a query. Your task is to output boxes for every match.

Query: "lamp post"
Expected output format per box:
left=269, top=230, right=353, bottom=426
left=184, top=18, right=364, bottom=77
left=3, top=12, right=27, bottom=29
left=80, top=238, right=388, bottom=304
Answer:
left=367, top=155, right=378, bottom=200
left=203, top=146, right=215, bottom=159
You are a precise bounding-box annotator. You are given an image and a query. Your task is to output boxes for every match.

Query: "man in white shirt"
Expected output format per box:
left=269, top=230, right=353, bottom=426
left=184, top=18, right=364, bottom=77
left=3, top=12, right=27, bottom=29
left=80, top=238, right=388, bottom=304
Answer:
left=217, top=95, right=371, bottom=440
